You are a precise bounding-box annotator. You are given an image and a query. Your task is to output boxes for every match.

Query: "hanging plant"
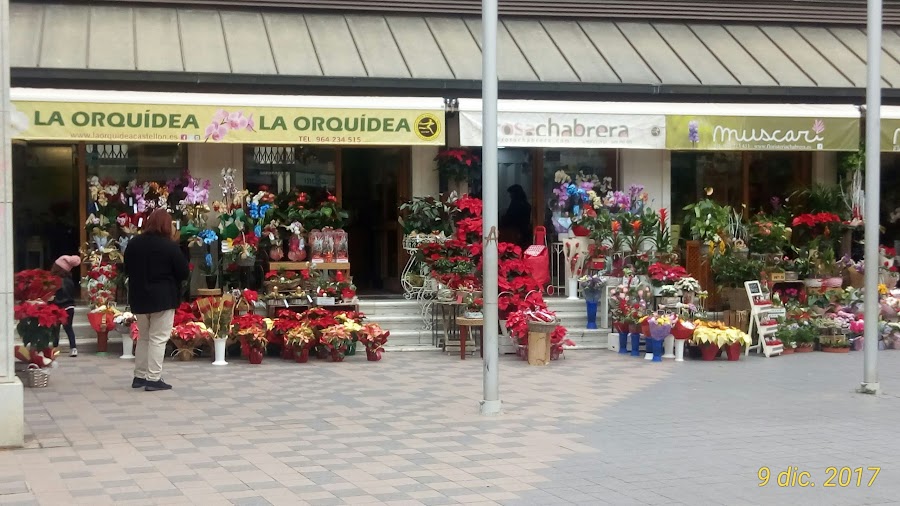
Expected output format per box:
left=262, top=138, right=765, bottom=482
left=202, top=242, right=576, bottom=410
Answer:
left=435, top=148, right=481, bottom=183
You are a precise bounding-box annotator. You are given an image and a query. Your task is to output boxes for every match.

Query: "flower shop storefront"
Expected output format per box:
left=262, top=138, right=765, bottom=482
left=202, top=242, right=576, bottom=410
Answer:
left=456, top=100, right=860, bottom=298
left=9, top=88, right=445, bottom=294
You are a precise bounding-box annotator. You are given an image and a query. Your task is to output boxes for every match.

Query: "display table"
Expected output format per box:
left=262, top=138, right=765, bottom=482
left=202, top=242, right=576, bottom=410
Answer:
left=432, top=301, right=461, bottom=347
left=456, top=317, right=484, bottom=360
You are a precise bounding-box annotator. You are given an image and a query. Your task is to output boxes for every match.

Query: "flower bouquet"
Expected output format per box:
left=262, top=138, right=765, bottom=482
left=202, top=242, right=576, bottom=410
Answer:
left=648, top=313, right=676, bottom=340
left=358, top=323, right=390, bottom=361
left=113, top=311, right=136, bottom=335
left=170, top=322, right=211, bottom=361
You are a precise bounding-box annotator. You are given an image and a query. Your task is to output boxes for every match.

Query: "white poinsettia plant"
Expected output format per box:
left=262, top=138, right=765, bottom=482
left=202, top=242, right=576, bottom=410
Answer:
left=674, top=276, right=702, bottom=293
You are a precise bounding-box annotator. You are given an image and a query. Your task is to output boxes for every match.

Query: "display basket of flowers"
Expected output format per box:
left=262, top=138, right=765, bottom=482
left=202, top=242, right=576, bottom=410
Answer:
left=170, top=321, right=211, bottom=361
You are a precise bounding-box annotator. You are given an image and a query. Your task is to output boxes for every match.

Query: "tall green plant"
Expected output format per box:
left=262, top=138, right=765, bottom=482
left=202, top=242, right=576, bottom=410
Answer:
left=683, top=198, right=731, bottom=243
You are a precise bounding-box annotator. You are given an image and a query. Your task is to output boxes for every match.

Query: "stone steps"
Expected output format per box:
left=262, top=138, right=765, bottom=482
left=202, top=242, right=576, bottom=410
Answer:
left=68, top=296, right=610, bottom=352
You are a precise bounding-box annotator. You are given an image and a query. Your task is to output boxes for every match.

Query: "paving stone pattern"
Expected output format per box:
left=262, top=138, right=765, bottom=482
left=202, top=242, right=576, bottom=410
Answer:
left=1, top=349, right=900, bottom=505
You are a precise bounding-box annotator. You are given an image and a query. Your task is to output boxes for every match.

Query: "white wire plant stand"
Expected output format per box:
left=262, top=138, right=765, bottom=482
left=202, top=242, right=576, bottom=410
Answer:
left=402, top=234, right=446, bottom=329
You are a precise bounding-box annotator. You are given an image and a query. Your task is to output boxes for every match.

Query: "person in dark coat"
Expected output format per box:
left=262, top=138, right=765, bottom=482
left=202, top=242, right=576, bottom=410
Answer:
left=501, top=184, right=532, bottom=250
left=124, top=209, right=190, bottom=391
left=51, top=255, right=81, bottom=357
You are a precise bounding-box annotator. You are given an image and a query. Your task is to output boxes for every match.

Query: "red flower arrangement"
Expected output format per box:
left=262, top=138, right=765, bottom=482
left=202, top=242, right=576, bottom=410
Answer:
left=435, top=149, right=481, bottom=183
left=647, top=262, right=688, bottom=285
left=14, top=269, right=62, bottom=302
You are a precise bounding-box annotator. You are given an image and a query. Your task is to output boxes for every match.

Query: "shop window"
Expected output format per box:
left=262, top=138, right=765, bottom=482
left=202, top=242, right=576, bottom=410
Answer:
left=542, top=149, right=617, bottom=206
left=881, top=153, right=900, bottom=246
left=671, top=151, right=810, bottom=223
left=85, top=143, right=186, bottom=184
left=243, top=146, right=336, bottom=199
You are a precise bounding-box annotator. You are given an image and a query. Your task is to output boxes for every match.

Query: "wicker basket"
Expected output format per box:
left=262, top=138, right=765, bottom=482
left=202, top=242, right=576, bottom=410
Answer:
left=527, top=320, right=559, bottom=334
left=17, top=366, right=49, bottom=388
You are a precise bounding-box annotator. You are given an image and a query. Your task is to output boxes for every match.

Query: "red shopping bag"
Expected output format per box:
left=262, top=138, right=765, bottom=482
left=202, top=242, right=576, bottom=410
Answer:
left=524, top=226, right=550, bottom=291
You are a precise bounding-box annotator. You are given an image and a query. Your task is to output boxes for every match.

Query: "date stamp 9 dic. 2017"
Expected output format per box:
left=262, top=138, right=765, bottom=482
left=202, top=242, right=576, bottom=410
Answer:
left=759, top=467, right=881, bottom=488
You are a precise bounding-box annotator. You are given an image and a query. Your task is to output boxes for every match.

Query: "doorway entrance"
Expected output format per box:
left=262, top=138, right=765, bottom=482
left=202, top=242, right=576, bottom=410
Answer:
left=340, top=147, right=410, bottom=295
left=12, top=143, right=80, bottom=273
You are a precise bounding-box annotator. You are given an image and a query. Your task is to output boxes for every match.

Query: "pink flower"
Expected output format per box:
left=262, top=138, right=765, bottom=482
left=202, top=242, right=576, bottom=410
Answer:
left=227, top=111, right=248, bottom=130
left=245, top=114, right=255, bottom=132
left=205, top=122, right=229, bottom=141
left=212, top=109, right=229, bottom=123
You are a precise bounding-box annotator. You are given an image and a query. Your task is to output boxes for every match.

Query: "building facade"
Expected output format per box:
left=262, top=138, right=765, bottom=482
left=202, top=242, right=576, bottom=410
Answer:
left=8, top=0, right=900, bottom=290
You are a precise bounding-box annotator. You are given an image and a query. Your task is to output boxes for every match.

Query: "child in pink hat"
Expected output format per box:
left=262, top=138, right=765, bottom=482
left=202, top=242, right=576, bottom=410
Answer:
left=51, top=255, right=81, bottom=357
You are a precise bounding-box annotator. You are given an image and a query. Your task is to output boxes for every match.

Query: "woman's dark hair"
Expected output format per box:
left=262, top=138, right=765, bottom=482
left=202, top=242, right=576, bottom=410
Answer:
left=144, top=208, right=174, bottom=237
left=50, top=264, right=71, bottom=278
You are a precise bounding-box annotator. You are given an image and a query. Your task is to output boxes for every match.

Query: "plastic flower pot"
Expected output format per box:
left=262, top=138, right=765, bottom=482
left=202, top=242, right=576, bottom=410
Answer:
left=781, top=346, right=795, bottom=355
left=795, top=344, right=814, bottom=353
left=248, top=347, right=263, bottom=364
left=281, top=343, right=295, bottom=360
left=366, top=347, right=383, bottom=361
left=630, top=333, right=641, bottom=357
left=295, top=347, right=310, bottom=363
left=651, top=338, right=664, bottom=362
left=618, top=331, right=629, bottom=354
left=700, top=342, right=721, bottom=361
left=330, top=348, right=345, bottom=362
left=585, top=301, right=598, bottom=329
left=724, top=342, right=742, bottom=361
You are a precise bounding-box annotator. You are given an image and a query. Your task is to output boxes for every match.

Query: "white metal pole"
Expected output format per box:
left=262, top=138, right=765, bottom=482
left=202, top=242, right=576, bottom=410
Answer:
left=860, top=0, right=882, bottom=395
left=480, top=0, right=501, bottom=415
left=0, top=0, right=25, bottom=446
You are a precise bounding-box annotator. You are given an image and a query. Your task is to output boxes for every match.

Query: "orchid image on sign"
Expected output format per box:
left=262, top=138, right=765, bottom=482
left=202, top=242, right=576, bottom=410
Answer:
left=205, top=109, right=256, bottom=142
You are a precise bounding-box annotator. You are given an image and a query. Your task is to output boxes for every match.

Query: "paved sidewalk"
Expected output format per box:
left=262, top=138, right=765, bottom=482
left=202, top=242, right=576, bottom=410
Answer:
left=1, top=348, right=899, bottom=505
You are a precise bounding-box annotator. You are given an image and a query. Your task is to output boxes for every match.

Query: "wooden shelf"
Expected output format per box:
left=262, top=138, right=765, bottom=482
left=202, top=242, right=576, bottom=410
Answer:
left=270, top=261, right=351, bottom=271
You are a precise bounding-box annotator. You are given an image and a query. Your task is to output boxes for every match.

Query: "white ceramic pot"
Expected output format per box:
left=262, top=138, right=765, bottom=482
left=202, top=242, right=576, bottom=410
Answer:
left=674, top=339, right=685, bottom=362
left=120, top=336, right=135, bottom=360
left=212, top=339, right=228, bottom=366
left=663, top=335, right=675, bottom=359
left=567, top=277, right=579, bottom=300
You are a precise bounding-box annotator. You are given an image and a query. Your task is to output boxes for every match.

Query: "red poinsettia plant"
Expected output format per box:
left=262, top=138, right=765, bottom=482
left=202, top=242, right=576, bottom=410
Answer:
left=232, top=313, right=270, bottom=350
left=435, top=148, right=481, bottom=183
left=14, top=302, right=69, bottom=363
left=647, top=262, right=688, bottom=286
left=173, top=302, right=199, bottom=327
left=14, top=269, right=61, bottom=302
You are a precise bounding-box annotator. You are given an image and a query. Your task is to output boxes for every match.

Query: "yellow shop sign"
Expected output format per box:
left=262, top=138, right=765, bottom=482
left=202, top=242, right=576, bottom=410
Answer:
left=10, top=101, right=444, bottom=145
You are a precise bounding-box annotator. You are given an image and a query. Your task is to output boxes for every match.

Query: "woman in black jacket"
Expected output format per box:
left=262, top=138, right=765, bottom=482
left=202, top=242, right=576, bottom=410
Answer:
left=124, top=208, right=190, bottom=392
left=51, top=255, right=81, bottom=357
